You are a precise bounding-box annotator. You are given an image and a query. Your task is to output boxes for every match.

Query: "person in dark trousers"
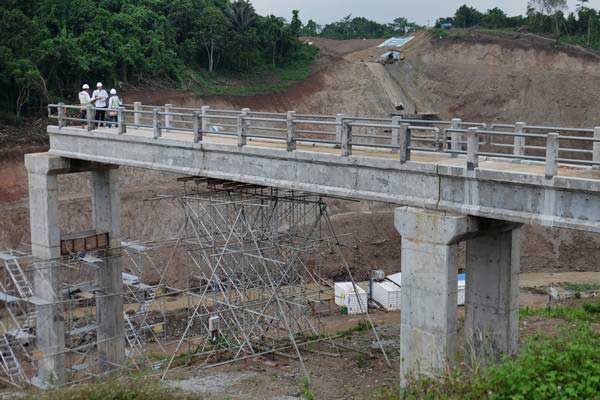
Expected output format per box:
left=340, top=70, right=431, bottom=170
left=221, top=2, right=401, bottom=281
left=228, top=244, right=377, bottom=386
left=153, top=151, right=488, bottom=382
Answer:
left=92, top=82, right=108, bottom=127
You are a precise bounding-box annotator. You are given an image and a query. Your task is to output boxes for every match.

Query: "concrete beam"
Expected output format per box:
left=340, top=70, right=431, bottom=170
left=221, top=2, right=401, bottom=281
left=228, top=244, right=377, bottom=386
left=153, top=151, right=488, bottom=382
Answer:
left=465, top=223, right=521, bottom=362
left=91, top=169, right=125, bottom=371
left=47, top=128, right=600, bottom=233
left=395, top=207, right=479, bottom=382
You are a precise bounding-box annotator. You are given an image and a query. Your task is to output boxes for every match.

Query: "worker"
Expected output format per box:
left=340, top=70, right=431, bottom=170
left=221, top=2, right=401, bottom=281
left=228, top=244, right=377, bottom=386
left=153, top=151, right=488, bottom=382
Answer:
left=78, top=84, right=92, bottom=129
left=107, top=88, right=122, bottom=128
left=92, top=82, right=108, bottom=127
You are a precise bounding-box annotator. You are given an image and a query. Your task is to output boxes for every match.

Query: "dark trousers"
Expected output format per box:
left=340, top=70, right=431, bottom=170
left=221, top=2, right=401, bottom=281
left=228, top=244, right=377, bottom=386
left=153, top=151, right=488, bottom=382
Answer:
left=95, top=107, right=106, bottom=126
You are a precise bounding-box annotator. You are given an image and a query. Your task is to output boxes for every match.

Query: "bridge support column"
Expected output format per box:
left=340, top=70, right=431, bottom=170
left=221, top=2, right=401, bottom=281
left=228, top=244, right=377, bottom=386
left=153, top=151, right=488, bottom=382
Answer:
left=91, top=169, right=125, bottom=372
left=395, top=207, right=522, bottom=383
left=25, top=154, right=67, bottom=387
left=394, top=207, right=478, bottom=383
left=465, top=223, right=521, bottom=362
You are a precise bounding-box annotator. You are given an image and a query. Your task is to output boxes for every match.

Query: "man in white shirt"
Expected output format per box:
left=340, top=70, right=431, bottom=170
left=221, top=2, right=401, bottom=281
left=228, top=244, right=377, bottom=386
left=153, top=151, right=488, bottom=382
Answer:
left=107, top=88, right=122, bottom=128
left=78, top=84, right=92, bottom=128
left=92, top=82, right=108, bottom=127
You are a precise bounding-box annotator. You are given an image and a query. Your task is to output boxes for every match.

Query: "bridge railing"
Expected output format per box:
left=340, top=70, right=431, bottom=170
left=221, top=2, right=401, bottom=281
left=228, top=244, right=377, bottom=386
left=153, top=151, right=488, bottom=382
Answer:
left=48, top=103, right=600, bottom=176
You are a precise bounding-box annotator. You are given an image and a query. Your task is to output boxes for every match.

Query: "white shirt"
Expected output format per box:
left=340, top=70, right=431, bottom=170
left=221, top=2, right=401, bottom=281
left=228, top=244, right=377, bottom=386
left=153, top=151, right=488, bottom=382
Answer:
left=92, top=89, right=108, bottom=108
left=108, top=95, right=122, bottom=109
left=78, top=91, right=91, bottom=110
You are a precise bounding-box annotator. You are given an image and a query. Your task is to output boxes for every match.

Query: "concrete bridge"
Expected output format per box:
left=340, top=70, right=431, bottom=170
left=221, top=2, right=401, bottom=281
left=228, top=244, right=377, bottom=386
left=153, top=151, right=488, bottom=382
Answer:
left=26, top=103, right=600, bottom=385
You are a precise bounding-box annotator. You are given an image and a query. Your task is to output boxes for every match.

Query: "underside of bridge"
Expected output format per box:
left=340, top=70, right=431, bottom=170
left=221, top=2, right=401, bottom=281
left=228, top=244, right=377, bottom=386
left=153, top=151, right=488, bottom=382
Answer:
left=12, top=152, right=523, bottom=387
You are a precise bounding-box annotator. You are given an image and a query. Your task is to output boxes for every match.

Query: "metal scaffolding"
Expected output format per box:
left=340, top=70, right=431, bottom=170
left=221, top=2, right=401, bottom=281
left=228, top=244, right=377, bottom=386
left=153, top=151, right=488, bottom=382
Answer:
left=0, top=179, right=375, bottom=386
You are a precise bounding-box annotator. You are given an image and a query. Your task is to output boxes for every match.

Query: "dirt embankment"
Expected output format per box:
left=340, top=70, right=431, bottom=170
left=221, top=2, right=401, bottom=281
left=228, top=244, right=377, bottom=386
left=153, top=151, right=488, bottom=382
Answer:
left=2, top=31, right=600, bottom=275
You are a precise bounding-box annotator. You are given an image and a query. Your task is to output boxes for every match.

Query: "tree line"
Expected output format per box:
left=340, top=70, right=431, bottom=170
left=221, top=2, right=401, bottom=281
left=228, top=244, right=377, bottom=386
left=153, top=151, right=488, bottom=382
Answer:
left=301, top=15, right=422, bottom=39
left=436, top=1, right=600, bottom=49
left=0, top=0, right=314, bottom=118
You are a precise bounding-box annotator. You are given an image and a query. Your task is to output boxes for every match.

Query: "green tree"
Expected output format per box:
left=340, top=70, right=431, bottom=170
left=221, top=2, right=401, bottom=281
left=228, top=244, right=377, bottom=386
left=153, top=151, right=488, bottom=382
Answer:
left=290, top=10, right=302, bottom=37
left=225, top=0, right=257, bottom=32
left=301, top=19, right=320, bottom=36
left=197, top=6, right=227, bottom=72
left=454, top=4, right=483, bottom=28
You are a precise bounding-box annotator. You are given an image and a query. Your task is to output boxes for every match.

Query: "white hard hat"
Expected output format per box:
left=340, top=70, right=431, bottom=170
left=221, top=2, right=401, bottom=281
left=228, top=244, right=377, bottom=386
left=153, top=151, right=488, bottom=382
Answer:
left=82, top=84, right=90, bottom=89
left=110, top=88, right=117, bottom=95
left=96, top=82, right=103, bottom=87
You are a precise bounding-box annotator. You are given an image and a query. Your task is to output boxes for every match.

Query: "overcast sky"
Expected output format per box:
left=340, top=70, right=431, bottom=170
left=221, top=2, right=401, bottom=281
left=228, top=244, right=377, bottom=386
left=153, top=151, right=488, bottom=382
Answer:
left=251, top=0, right=600, bottom=26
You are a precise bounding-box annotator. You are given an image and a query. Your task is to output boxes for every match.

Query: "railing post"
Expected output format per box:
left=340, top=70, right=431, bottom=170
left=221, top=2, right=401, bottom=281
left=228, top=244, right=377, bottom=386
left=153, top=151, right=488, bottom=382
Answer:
left=341, top=121, right=352, bottom=156
left=286, top=111, right=296, bottom=152
left=201, top=106, right=210, bottom=133
left=545, top=132, right=559, bottom=179
left=193, top=111, right=202, bottom=143
left=450, top=118, right=462, bottom=157
left=57, top=102, right=65, bottom=129
left=466, top=127, right=479, bottom=171
left=399, top=123, right=411, bottom=164
left=434, top=127, right=443, bottom=151
left=335, top=113, right=344, bottom=148
left=593, top=127, right=600, bottom=170
left=117, top=107, right=126, bottom=134
left=164, top=104, right=172, bottom=131
left=134, top=102, right=142, bottom=126
left=86, top=104, right=94, bottom=131
left=237, top=108, right=249, bottom=147
left=514, top=122, right=526, bottom=157
left=153, top=108, right=161, bottom=139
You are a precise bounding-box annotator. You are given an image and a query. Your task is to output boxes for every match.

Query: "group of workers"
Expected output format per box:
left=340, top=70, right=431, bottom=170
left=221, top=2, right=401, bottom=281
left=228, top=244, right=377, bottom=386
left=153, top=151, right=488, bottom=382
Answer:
left=78, top=82, right=122, bottom=128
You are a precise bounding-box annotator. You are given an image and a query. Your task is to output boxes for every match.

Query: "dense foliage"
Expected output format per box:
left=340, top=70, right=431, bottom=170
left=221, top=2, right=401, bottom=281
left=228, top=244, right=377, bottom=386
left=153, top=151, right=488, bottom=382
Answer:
left=304, top=15, right=422, bottom=39
left=436, top=2, right=600, bottom=50
left=0, top=0, right=314, bottom=117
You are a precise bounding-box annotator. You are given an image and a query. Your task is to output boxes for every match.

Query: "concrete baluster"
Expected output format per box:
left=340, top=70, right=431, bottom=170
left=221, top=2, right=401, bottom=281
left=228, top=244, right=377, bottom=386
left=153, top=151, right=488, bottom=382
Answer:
left=335, top=113, right=344, bottom=148
left=467, top=127, right=479, bottom=170
left=391, top=116, right=401, bottom=150
left=399, top=123, right=411, bottom=164
left=117, top=107, right=126, bottom=134
left=133, top=102, right=141, bottom=126
left=57, top=103, right=65, bottom=129
left=341, top=121, right=352, bottom=156
left=593, top=127, right=600, bottom=170
left=450, top=118, right=462, bottom=156
left=86, top=104, right=93, bottom=131
left=164, top=104, right=172, bottom=131
left=201, top=106, right=210, bottom=133
left=545, top=132, right=559, bottom=179
left=286, top=111, right=296, bottom=152
left=153, top=108, right=161, bottom=139
left=514, top=122, right=526, bottom=157
left=237, top=108, right=250, bottom=147
left=193, top=111, right=202, bottom=143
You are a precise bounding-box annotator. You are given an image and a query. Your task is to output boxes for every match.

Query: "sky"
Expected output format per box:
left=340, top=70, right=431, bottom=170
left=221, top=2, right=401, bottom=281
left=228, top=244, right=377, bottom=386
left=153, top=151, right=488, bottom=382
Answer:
left=250, top=0, right=600, bottom=26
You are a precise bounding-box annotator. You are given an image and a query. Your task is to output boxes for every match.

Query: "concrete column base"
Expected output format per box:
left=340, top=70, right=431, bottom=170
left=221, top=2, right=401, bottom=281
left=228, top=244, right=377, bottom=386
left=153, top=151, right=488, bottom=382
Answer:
left=465, top=223, right=521, bottom=363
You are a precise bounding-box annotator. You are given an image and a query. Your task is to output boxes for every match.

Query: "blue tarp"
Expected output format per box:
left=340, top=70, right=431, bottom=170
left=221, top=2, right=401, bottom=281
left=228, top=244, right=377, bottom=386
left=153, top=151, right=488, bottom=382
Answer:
left=378, top=36, right=415, bottom=48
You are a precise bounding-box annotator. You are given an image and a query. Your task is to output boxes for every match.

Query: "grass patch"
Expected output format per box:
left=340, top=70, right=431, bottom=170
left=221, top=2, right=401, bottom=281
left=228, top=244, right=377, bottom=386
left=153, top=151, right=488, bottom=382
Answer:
left=24, top=377, right=197, bottom=400
left=184, top=44, right=318, bottom=97
left=563, top=282, right=600, bottom=293
left=520, top=300, right=600, bottom=323
left=299, top=377, right=316, bottom=400
left=337, top=320, right=372, bottom=338
left=394, top=322, right=600, bottom=399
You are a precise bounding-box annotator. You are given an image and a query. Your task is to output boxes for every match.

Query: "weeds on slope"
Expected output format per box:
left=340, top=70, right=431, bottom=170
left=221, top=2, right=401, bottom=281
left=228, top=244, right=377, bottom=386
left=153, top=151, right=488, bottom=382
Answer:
left=23, top=377, right=199, bottom=400
left=372, top=300, right=600, bottom=400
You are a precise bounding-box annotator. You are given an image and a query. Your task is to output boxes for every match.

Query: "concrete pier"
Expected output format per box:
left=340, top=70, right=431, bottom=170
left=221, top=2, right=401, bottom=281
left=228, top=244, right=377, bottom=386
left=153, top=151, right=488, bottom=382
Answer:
left=465, top=223, right=521, bottom=361
left=25, top=154, right=125, bottom=384
left=25, top=154, right=67, bottom=386
left=395, top=207, right=522, bottom=382
left=394, top=207, right=478, bottom=382
left=91, top=169, right=125, bottom=371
